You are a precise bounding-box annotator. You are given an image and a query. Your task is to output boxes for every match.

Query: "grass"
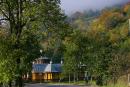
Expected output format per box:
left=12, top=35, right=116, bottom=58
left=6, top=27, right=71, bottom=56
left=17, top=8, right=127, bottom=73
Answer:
left=48, top=80, right=97, bottom=86
left=29, top=79, right=128, bottom=87
left=102, top=82, right=128, bottom=87
left=47, top=81, right=86, bottom=85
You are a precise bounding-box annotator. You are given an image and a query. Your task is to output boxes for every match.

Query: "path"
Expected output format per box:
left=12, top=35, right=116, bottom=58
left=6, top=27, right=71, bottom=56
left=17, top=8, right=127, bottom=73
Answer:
left=24, top=83, right=90, bottom=87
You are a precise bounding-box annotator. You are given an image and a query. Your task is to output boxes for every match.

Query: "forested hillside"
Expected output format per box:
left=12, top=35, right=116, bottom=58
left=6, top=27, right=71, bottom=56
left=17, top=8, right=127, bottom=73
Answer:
left=0, top=0, right=130, bottom=87
left=63, top=3, right=130, bottom=85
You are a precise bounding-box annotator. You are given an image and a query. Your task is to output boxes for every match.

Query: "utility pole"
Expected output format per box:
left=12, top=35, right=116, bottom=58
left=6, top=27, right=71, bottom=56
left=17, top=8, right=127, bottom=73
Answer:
left=128, top=74, right=130, bottom=87
left=129, top=19, right=130, bottom=35
left=40, top=50, right=43, bottom=83
left=128, top=19, right=130, bottom=87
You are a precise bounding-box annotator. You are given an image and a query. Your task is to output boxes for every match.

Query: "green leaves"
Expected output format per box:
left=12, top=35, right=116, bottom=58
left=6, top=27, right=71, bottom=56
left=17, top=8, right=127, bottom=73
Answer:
left=62, top=5, right=130, bottom=85
left=0, top=0, right=69, bottom=84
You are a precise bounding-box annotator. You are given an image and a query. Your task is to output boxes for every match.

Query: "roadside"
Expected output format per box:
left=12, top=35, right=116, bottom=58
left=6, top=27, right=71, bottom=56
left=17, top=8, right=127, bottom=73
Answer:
left=24, top=83, right=90, bottom=87
left=24, top=81, right=98, bottom=87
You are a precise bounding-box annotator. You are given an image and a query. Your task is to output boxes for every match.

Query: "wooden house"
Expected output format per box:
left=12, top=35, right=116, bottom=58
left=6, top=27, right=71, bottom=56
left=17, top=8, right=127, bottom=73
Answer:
left=32, top=57, right=62, bottom=82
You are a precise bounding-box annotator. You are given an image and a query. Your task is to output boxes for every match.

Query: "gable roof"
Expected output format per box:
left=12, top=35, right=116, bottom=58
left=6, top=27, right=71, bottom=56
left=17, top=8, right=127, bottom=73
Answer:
left=32, top=64, right=62, bottom=73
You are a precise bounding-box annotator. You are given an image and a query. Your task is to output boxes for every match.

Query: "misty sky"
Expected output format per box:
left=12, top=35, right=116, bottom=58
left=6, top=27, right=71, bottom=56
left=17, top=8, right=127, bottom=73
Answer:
left=60, top=0, right=129, bottom=14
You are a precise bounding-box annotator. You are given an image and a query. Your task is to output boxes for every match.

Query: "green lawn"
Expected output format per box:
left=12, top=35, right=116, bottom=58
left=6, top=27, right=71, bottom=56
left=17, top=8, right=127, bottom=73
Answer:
left=47, top=81, right=86, bottom=85
left=102, top=82, right=128, bottom=87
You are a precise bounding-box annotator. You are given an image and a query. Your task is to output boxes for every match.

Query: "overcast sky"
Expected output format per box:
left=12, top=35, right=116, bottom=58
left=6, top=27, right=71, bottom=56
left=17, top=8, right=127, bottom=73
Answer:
left=60, top=0, right=129, bottom=14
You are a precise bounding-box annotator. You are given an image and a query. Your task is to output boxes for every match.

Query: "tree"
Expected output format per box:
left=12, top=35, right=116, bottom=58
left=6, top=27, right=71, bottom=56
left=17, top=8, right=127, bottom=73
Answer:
left=63, top=4, right=130, bottom=86
left=0, top=0, right=68, bottom=87
left=62, top=32, right=77, bottom=76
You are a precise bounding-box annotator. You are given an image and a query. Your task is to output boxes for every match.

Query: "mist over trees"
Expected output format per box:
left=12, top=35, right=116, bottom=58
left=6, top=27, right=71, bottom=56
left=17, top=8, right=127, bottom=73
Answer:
left=0, top=0, right=130, bottom=87
left=63, top=3, right=130, bottom=86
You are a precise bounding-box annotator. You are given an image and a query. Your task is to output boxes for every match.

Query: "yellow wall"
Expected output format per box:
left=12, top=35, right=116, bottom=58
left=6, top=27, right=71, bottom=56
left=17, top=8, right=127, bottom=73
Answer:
left=32, top=73, right=44, bottom=80
left=32, top=72, right=60, bottom=81
left=44, top=73, right=52, bottom=80
left=32, top=73, right=37, bottom=80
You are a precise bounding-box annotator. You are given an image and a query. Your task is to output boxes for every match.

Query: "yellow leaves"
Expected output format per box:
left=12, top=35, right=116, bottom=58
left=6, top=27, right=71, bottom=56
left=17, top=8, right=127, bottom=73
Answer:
left=88, top=9, right=128, bottom=44
left=98, top=10, right=124, bottom=29
left=108, top=26, right=128, bottom=44
left=99, top=10, right=112, bottom=25
left=88, top=20, right=107, bottom=41
left=109, top=19, right=128, bottom=42
left=73, top=19, right=87, bottom=30
left=109, top=31, right=120, bottom=43
left=120, top=28, right=129, bottom=38
left=0, top=30, right=4, bottom=37
left=0, top=28, right=7, bottom=38
left=40, top=40, right=49, bottom=51
left=64, top=37, right=71, bottom=43
left=90, top=19, right=106, bottom=34
left=123, top=3, right=130, bottom=13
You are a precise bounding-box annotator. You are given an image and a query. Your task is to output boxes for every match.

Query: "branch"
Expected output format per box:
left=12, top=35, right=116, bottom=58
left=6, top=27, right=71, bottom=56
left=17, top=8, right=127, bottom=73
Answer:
left=5, top=0, right=16, bottom=28
left=0, top=8, right=9, bottom=19
left=0, top=18, right=9, bottom=21
left=0, top=1, right=6, bottom=4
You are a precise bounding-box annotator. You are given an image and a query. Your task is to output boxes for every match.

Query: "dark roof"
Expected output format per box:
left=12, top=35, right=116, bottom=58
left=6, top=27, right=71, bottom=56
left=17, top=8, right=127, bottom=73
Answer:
left=32, top=64, right=62, bottom=73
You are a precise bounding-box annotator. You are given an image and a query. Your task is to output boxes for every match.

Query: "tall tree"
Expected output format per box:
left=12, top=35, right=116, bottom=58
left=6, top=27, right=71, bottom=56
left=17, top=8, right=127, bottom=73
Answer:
left=0, top=0, right=68, bottom=87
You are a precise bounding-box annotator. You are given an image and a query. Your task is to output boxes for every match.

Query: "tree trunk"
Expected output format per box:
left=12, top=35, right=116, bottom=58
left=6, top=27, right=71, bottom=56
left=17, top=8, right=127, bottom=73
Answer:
left=73, top=72, right=76, bottom=83
left=15, top=79, right=18, bottom=87
left=8, top=81, right=12, bottom=87
left=113, top=76, right=117, bottom=85
left=16, top=75, right=23, bottom=87
left=0, top=83, right=2, bottom=87
left=77, top=73, right=79, bottom=81
left=19, top=76, right=23, bottom=87
left=69, top=73, right=70, bottom=83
